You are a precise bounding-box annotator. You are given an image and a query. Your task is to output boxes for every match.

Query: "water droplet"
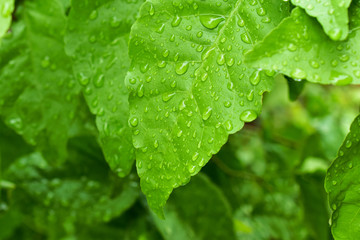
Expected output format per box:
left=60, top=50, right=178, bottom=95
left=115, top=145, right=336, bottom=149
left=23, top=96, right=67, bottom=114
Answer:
left=140, top=63, right=149, bottom=73
left=94, top=74, right=104, bottom=88
left=200, top=15, right=225, bottom=30
left=89, top=10, right=98, bottom=20
left=162, top=92, right=176, bottom=102
left=201, top=72, right=208, bottom=81
left=177, top=130, right=183, bottom=137
left=78, top=73, right=90, bottom=86
left=137, top=84, right=144, bottom=97
left=345, top=140, right=352, bottom=148
left=287, top=43, right=297, bottom=52
left=110, top=16, right=120, bottom=27
left=290, top=68, right=306, bottom=79
left=175, top=62, right=189, bottom=75
left=332, top=203, right=337, bottom=210
left=241, top=33, right=251, bottom=44
left=250, top=70, right=261, bottom=85
left=171, top=15, right=182, bottom=27
left=332, top=180, right=337, bottom=186
left=202, top=107, right=212, bottom=121
left=330, top=71, right=353, bottom=85
left=224, top=101, right=231, bottom=108
left=192, top=152, right=199, bottom=161
left=240, top=110, right=257, bottom=122
left=329, top=28, right=342, bottom=41
left=188, top=165, right=196, bottom=174
left=41, top=56, right=50, bottom=68
left=217, top=54, right=225, bottom=65
left=129, top=117, right=138, bottom=127
left=149, top=4, right=155, bottom=16
left=154, top=140, right=159, bottom=148
left=224, top=120, right=233, bottom=131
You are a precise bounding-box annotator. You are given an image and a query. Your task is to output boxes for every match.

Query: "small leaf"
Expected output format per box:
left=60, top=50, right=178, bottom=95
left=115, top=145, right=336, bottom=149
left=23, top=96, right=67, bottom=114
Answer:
left=0, top=0, right=14, bottom=41
left=126, top=0, right=290, bottom=216
left=326, top=114, right=360, bottom=239
left=290, top=0, right=351, bottom=41
left=65, top=0, right=144, bottom=177
left=246, top=7, right=360, bottom=85
left=0, top=0, right=85, bottom=161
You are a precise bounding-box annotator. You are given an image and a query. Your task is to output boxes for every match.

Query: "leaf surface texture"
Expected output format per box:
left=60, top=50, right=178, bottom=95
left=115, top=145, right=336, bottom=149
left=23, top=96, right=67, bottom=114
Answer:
left=246, top=7, right=360, bottom=85
left=0, top=0, right=86, bottom=161
left=326, top=114, right=360, bottom=240
left=65, top=0, right=144, bottom=176
left=290, top=0, right=351, bottom=40
left=126, top=0, right=290, bottom=216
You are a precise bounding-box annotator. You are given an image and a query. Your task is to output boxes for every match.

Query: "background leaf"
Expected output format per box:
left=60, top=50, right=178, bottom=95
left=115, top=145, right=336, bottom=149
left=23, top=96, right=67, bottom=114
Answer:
left=290, top=0, right=351, bottom=41
left=0, top=0, right=14, bottom=42
left=0, top=0, right=92, bottom=162
left=245, top=6, right=360, bottom=85
left=126, top=0, right=290, bottom=216
left=65, top=0, right=144, bottom=177
left=326, top=114, right=360, bottom=240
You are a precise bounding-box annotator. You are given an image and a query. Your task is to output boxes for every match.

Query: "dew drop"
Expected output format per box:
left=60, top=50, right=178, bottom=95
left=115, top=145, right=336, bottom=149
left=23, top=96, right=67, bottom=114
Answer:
left=250, top=70, right=261, bottom=85
left=240, top=110, right=257, bottom=122
left=154, top=140, right=159, bottom=148
left=224, top=120, right=233, bottom=131
left=129, top=117, right=138, bottom=127
left=162, top=92, right=176, bottom=102
left=290, top=68, right=306, bottom=79
left=345, top=139, right=352, bottom=148
left=217, top=54, right=225, bottom=65
left=200, top=15, right=225, bottom=30
left=171, top=15, right=182, bottom=27
left=149, top=4, right=155, bottom=16
left=89, top=10, right=98, bottom=20
left=202, top=107, right=213, bottom=121
left=175, top=61, right=189, bottom=75
left=94, top=74, right=104, bottom=88
left=188, top=165, right=196, bottom=174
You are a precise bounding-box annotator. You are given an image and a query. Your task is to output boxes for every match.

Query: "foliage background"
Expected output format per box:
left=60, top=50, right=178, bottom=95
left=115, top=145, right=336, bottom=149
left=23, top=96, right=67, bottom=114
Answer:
left=0, top=0, right=360, bottom=239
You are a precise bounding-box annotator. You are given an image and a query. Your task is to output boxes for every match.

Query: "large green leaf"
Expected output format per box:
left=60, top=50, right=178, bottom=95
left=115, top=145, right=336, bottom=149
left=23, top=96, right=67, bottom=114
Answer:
left=65, top=0, right=144, bottom=177
left=0, top=0, right=85, bottom=161
left=325, top=114, right=360, bottom=240
left=126, top=0, right=290, bottom=216
left=0, top=0, right=14, bottom=42
left=245, top=7, right=360, bottom=85
left=290, top=0, right=351, bottom=41
left=152, top=173, right=235, bottom=240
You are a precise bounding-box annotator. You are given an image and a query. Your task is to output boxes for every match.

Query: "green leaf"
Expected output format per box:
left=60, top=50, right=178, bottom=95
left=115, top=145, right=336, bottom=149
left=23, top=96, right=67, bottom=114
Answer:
left=4, top=137, right=139, bottom=238
left=126, top=0, right=290, bottom=216
left=0, top=0, right=85, bottom=161
left=325, top=114, right=360, bottom=240
left=152, top=173, right=235, bottom=240
left=296, top=173, right=330, bottom=240
left=65, top=0, right=144, bottom=177
left=245, top=7, right=360, bottom=85
left=0, top=0, right=14, bottom=42
left=290, top=0, right=351, bottom=41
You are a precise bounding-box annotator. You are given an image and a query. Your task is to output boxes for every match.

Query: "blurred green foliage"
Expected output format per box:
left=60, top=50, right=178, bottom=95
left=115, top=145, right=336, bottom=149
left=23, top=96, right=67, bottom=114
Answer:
left=1, top=75, right=359, bottom=239
left=1, top=0, right=360, bottom=239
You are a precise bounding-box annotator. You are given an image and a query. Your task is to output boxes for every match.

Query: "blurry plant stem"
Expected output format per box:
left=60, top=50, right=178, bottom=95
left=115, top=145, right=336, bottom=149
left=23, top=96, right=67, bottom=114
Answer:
left=212, top=156, right=260, bottom=182
left=212, top=156, right=273, bottom=191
